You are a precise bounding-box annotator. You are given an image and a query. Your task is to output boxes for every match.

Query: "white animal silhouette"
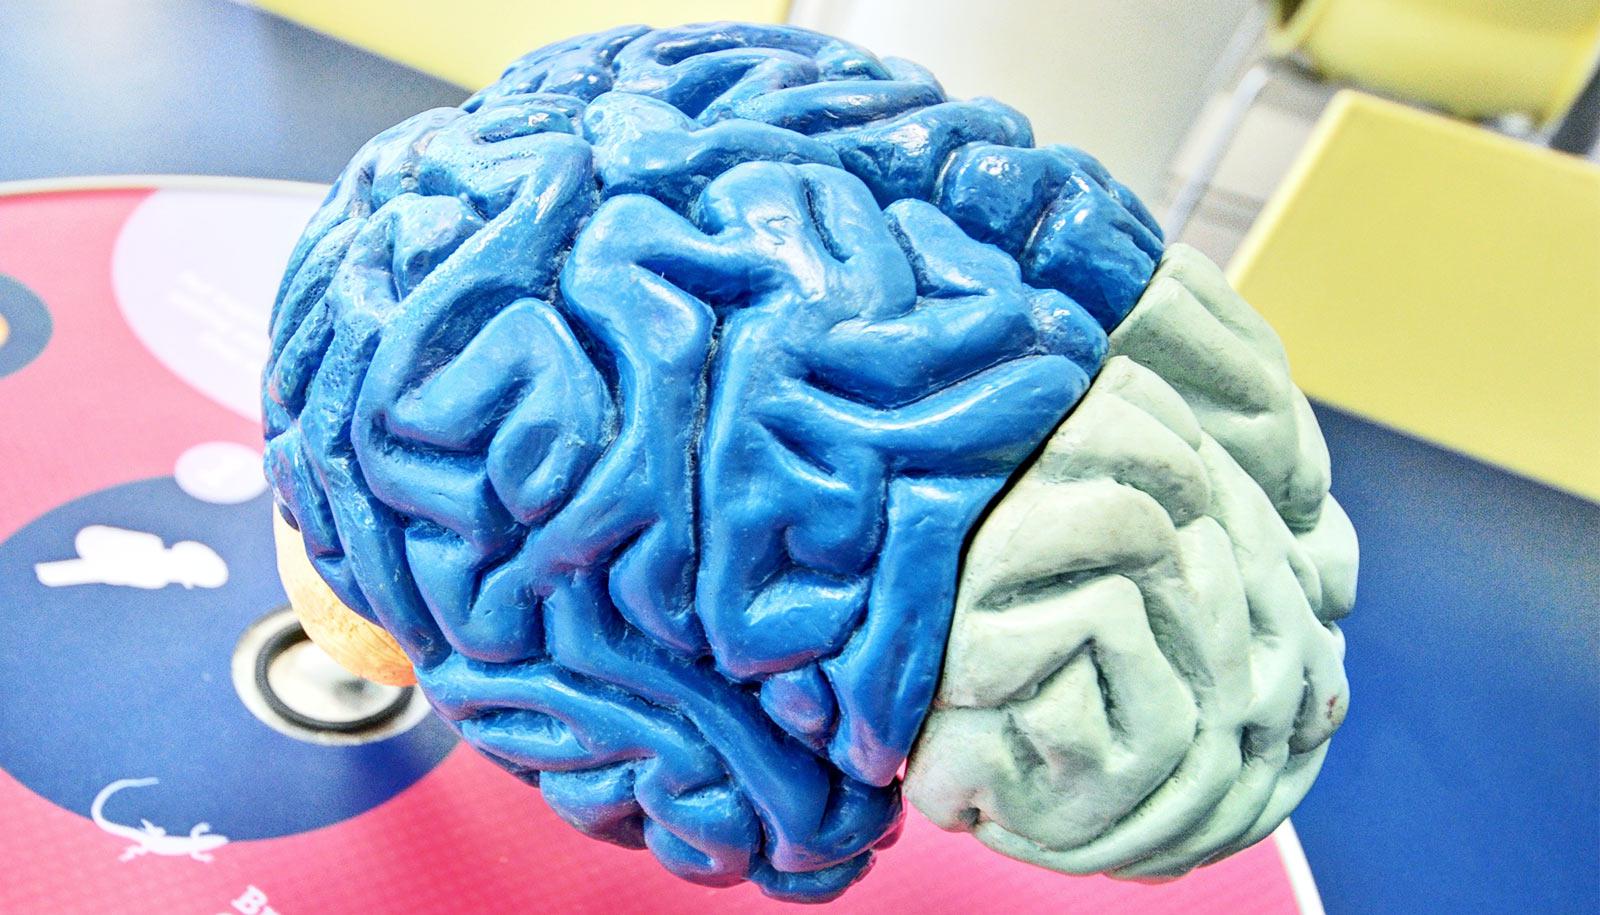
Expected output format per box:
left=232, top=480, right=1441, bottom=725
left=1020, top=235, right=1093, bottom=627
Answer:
left=34, top=525, right=227, bottom=589
left=91, top=778, right=229, bottom=863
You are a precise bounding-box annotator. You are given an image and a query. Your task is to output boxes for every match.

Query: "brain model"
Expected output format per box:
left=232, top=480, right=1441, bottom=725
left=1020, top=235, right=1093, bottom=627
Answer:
left=263, top=23, right=1357, bottom=903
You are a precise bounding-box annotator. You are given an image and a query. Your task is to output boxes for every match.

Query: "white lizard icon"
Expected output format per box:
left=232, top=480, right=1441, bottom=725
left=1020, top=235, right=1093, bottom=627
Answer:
left=90, top=778, right=229, bottom=863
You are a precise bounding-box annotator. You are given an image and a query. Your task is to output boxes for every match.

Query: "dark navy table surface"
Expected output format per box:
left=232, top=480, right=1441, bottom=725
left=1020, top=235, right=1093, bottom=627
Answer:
left=0, top=0, right=463, bottom=182
left=1, top=2, right=1595, bottom=912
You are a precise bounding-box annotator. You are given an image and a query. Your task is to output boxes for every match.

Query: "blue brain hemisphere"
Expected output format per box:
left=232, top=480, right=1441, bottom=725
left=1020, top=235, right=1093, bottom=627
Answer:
left=263, top=22, right=1160, bottom=902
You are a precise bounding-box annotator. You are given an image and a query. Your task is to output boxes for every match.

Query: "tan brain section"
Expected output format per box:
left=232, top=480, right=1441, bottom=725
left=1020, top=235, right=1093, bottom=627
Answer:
left=904, top=244, right=1358, bottom=878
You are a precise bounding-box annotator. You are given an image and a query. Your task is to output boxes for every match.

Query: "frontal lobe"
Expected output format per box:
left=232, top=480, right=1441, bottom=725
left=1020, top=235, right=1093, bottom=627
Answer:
left=262, top=22, right=1158, bottom=901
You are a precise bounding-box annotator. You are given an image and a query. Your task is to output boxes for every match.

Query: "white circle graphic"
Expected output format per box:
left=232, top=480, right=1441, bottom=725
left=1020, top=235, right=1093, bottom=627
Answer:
left=175, top=441, right=267, bottom=505
left=113, top=187, right=323, bottom=422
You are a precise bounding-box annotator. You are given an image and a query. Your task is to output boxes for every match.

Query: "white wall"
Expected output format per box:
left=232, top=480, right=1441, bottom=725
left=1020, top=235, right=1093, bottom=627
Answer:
left=788, top=0, right=1256, bottom=202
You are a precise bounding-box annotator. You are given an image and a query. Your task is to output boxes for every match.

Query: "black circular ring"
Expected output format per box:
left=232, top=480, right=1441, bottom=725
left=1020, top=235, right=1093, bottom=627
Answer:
left=254, top=620, right=413, bottom=734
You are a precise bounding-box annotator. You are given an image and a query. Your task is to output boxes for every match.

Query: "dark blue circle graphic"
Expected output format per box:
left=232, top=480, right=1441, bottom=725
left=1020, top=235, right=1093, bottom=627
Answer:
left=0, top=272, right=52, bottom=379
left=0, top=478, right=457, bottom=839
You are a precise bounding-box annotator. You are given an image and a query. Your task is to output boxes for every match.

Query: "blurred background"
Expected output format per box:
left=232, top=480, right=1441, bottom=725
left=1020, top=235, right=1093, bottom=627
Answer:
left=0, top=1, right=1595, bottom=913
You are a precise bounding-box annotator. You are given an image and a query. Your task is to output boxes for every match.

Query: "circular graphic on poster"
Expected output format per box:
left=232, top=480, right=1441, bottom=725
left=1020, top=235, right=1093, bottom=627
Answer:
left=0, top=273, right=52, bottom=379
left=0, top=476, right=457, bottom=840
left=112, top=188, right=322, bottom=422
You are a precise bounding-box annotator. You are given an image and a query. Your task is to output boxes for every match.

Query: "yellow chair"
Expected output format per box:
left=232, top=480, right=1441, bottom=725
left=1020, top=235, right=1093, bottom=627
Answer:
left=1271, top=0, right=1600, bottom=124
left=1230, top=90, right=1600, bottom=501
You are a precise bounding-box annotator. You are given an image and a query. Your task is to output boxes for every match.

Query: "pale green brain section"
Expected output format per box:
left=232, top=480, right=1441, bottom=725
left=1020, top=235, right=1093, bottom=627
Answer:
left=905, top=244, right=1358, bottom=878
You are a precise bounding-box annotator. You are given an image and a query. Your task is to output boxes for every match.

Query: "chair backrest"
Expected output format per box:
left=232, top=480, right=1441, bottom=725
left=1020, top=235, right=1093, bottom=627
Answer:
left=1229, top=90, right=1600, bottom=500
left=1271, top=0, right=1600, bottom=124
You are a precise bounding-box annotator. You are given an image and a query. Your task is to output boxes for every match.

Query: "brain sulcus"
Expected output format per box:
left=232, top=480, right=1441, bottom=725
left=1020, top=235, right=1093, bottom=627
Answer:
left=262, top=22, right=1353, bottom=903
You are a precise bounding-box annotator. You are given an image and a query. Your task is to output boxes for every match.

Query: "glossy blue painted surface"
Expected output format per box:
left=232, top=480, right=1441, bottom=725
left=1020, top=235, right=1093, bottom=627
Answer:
left=262, top=23, right=1159, bottom=901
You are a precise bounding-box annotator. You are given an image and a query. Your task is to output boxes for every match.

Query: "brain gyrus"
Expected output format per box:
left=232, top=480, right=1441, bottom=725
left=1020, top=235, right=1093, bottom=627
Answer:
left=263, top=21, right=1352, bottom=903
